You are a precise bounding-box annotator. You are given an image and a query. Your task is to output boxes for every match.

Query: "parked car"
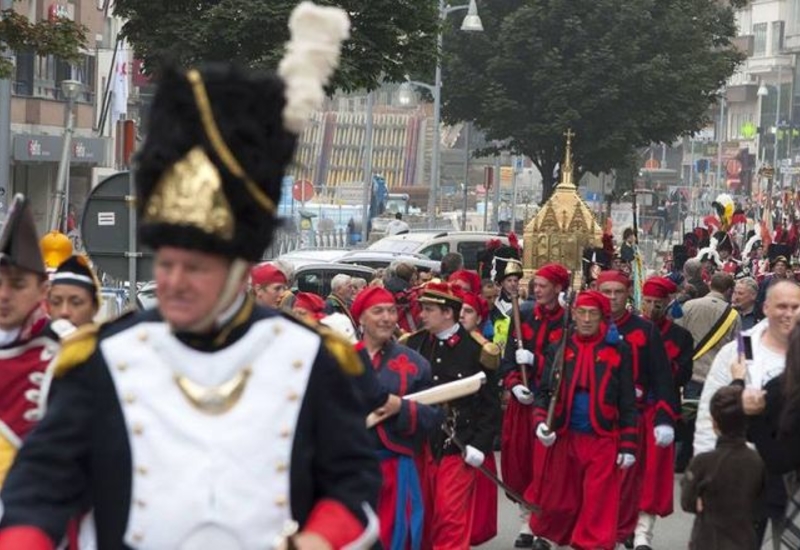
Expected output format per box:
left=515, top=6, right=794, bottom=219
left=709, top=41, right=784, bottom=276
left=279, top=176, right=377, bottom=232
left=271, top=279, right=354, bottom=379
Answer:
left=274, top=249, right=350, bottom=270
left=292, top=263, right=376, bottom=297
left=337, top=251, right=440, bottom=273
left=136, top=281, right=158, bottom=310
left=367, top=231, right=511, bottom=271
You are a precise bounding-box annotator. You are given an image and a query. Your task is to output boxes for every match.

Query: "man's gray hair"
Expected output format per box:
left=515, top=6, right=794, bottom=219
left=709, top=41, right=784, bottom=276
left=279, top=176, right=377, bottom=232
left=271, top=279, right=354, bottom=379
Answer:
left=683, top=258, right=701, bottom=277
left=331, top=273, right=352, bottom=291
left=736, top=277, right=758, bottom=295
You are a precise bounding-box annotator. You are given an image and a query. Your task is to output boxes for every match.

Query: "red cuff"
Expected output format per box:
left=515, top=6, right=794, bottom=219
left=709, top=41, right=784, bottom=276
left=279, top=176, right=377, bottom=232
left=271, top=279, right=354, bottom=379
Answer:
left=0, top=527, right=54, bottom=550
left=304, top=498, right=365, bottom=549
left=504, top=370, right=522, bottom=390
left=404, top=400, right=417, bottom=436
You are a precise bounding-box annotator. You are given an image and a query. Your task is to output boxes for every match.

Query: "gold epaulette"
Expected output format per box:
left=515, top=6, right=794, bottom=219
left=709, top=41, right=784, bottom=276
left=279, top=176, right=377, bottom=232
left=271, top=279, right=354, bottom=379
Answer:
left=318, top=326, right=363, bottom=377
left=471, top=330, right=501, bottom=370
left=53, top=323, right=99, bottom=378
left=397, top=328, right=425, bottom=346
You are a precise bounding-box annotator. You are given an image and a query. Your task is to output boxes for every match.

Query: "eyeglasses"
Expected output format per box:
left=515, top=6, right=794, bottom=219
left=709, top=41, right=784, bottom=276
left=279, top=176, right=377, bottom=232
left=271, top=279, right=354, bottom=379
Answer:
left=574, top=308, right=602, bottom=320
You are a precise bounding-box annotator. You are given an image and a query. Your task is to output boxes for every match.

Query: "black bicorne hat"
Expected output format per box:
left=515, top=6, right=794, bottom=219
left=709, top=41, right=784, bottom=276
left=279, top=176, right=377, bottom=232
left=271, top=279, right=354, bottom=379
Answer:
left=0, top=194, right=45, bottom=275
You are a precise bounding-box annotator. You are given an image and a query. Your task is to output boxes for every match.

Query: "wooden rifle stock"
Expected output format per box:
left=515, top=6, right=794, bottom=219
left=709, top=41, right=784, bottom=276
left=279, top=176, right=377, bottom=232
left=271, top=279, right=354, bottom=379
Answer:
left=510, top=291, right=529, bottom=388
left=544, top=278, right=576, bottom=434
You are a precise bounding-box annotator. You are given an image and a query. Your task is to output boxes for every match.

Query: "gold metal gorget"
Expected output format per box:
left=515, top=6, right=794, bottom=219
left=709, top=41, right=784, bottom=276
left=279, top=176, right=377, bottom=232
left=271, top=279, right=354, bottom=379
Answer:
left=174, top=367, right=252, bottom=415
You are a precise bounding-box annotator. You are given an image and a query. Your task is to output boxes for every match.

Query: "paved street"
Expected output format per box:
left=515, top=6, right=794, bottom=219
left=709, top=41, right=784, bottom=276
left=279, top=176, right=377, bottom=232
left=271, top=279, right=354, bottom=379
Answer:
left=477, top=460, right=777, bottom=549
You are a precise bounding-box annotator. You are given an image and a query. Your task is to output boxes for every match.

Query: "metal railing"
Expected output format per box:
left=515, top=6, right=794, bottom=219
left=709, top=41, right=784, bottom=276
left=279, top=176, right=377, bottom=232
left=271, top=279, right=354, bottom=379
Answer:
left=263, top=228, right=354, bottom=258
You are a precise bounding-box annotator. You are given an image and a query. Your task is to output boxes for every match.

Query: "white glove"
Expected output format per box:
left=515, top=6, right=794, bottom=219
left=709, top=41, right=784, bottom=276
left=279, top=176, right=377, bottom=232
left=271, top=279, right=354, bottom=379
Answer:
left=515, top=349, right=535, bottom=366
left=463, top=445, right=485, bottom=468
left=511, top=384, right=535, bottom=405
left=654, top=424, right=675, bottom=447
left=536, top=423, right=556, bottom=447
left=616, top=452, right=636, bottom=469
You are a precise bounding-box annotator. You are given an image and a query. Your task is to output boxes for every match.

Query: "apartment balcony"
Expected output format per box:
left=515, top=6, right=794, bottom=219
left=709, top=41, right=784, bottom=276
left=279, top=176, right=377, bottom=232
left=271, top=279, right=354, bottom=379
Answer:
left=746, top=54, right=794, bottom=78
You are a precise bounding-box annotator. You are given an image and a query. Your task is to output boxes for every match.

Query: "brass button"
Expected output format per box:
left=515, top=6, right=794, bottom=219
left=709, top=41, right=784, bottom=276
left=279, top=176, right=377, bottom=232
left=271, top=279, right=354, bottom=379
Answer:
left=124, top=393, right=136, bottom=405
left=138, top=331, right=148, bottom=342
left=275, top=494, right=287, bottom=507
left=287, top=391, right=299, bottom=402
left=116, top=362, right=128, bottom=372
left=280, top=427, right=292, bottom=438
left=132, top=423, right=144, bottom=435
left=135, top=499, right=146, bottom=508
left=276, top=461, right=288, bottom=473
left=292, top=360, right=303, bottom=370
left=273, top=325, right=283, bottom=335
left=132, top=532, right=144, bottom=543
left=136, top=465, right=148, bottom=476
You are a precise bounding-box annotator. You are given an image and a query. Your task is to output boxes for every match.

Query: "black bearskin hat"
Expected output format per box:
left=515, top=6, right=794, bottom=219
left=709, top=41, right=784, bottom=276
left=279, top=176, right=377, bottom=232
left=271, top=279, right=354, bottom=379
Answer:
left=135, top=3, right=350, bottom=262
left=135, top=65, right=297, bottom=262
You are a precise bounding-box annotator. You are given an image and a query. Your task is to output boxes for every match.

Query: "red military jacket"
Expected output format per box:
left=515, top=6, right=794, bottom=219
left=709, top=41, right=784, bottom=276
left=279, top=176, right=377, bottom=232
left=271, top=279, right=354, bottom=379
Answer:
left=501, top=303, right=565, bottom=390
left=614, top=311, right=678, bottom=427
left=533, top=329, right=638, bottom=455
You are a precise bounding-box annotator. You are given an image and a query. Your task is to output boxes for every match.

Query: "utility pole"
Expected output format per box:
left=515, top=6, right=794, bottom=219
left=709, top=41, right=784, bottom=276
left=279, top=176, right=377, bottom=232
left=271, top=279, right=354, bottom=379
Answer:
left=0, top=0, right=14, bottom=215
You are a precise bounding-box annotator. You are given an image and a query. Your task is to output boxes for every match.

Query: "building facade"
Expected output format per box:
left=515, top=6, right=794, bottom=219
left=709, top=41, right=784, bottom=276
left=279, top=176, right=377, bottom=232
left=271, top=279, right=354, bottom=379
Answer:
left=8, top=0, right=131, bottom=235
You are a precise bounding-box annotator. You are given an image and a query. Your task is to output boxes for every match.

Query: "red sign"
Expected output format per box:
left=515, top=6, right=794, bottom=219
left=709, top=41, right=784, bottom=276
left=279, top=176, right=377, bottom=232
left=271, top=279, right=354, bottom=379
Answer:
left=48, top=3, right=71, bottom=20
left=644, top=158, right=660, bottom=169
left=726, top=158, right=742, bottom=177
left=292, top=179, right=314, bottom=202
left=131, top=59, right=151, bottom=87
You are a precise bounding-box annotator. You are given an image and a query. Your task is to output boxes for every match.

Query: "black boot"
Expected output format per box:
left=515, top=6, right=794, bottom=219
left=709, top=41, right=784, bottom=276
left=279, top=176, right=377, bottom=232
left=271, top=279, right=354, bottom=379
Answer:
left=634, top=545, right=653, bottom=550
left=531, top=538, right=551, bottom=550
left=513, top=533, right=534, bottom=548
left=623, top=535, right=634, bottom=549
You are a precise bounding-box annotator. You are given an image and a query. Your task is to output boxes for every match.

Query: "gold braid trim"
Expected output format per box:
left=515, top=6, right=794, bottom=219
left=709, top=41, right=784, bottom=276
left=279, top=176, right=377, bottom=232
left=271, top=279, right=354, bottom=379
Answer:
left=185, top=69, right=276, bottom=215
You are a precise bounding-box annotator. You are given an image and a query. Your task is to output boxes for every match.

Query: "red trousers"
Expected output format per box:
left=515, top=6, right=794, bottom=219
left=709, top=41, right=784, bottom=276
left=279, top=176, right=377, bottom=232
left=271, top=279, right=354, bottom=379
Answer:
left=617, top=414, right=646, bottom=542
left=470, top=452, right=498, bottom=545
left=639, top=406, right=674, bottom=517
left=528, top=431, right=621, bottom=550
left=417, top=448, right=477, bottom=550
left=501, top=399, right=535, bottom=495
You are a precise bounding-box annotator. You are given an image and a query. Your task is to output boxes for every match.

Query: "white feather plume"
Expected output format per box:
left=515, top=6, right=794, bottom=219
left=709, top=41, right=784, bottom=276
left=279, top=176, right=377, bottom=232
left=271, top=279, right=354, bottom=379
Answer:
left=743, top=234, right=762, bottom=259
left=695, top=247, right=722, bottom=268
left=278, top=2, right=350, bottom=134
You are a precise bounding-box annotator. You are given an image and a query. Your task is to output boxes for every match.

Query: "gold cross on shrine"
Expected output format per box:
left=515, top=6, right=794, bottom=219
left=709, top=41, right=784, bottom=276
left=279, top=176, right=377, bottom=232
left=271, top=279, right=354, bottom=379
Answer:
left=564, top=128, right=575, bottom=146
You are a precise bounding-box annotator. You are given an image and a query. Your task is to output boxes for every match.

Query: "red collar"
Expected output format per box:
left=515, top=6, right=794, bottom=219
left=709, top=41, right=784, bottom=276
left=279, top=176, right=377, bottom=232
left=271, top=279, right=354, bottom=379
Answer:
left=535, top=303, right=563, bottom=321
left=614, top=310, right=633, bottom=327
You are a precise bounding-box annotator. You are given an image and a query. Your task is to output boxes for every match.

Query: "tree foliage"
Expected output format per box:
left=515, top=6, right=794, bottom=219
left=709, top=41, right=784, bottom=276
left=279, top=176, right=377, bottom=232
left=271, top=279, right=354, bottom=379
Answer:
left=113, top=0, right=439, bottom=92
left=443, top=0, right=744, bottom=201
left=0, top=8, right=87, bottom=78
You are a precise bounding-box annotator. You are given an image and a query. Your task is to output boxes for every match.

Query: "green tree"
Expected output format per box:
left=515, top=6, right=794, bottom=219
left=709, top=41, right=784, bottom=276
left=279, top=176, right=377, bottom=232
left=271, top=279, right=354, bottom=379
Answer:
left=0, top=7, right=87, bottom=78
left=113, top=0, right=439, bottom=92
left=443, top=0, right=744, bottom=202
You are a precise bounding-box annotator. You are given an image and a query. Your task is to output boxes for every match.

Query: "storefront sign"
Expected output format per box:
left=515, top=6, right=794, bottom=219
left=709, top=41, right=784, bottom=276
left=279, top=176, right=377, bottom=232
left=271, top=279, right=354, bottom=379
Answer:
left=13, top=135, right=109, bottom=164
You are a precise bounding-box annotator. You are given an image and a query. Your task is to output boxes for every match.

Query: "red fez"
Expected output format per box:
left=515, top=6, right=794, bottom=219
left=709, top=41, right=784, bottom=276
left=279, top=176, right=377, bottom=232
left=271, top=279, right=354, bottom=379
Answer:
left=456, top=289, right=489, bottom=321
left=251, top=263, right=287, bottom=287
left=293, top=292, right=326, bottom=319
left=535, top=263, right=570, bottom=288
left=574, top=290, right=611, bottom=318
left=419, top=282, right=463, bottom=308
left=449, top=269, right=482, bottom=294
left=596, top=270, right=630, bottom=288
left=351, top=287, right=395, bottom=321
left=642, top=277, right=678, bottom=299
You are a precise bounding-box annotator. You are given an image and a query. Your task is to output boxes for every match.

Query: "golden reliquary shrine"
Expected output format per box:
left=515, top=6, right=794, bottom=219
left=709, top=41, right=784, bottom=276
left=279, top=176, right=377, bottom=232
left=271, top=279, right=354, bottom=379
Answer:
left=523, top=130, right=602, bottom=281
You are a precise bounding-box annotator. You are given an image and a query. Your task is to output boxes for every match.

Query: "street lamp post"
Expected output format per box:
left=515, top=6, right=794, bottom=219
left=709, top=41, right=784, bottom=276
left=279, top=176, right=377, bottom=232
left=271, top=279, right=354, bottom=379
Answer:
left=49, top=79, right=82, bottom=232
left=426, top=0, right=483, bottom=227
left=716, top=88, right=726, bottom=193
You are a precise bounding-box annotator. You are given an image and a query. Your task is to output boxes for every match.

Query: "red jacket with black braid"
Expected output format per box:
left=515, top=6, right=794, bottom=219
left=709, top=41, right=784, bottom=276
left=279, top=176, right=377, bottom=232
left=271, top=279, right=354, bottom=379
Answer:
left=533, top=330, right=638, bottom=455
